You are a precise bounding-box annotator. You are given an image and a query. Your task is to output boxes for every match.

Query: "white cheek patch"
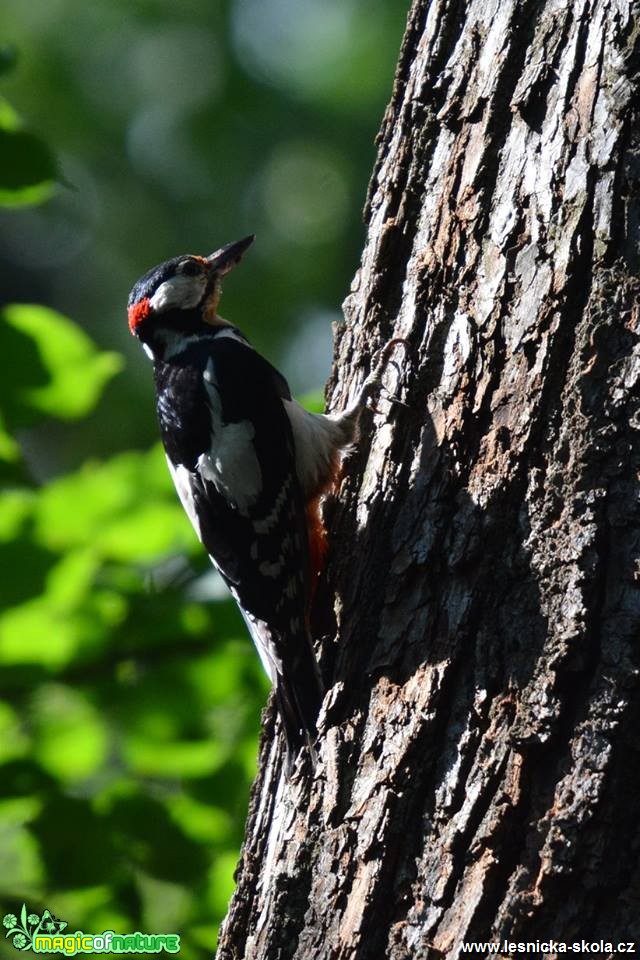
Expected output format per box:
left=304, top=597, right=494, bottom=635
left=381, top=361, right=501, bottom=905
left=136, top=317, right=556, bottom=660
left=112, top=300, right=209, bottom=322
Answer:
left=150, top=274, right=206, bottom=313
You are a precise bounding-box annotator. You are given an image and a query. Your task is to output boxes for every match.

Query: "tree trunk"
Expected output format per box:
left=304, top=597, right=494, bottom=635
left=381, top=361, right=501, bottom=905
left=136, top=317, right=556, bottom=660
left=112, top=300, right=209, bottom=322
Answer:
left=216, top=1, right=640, bottom=956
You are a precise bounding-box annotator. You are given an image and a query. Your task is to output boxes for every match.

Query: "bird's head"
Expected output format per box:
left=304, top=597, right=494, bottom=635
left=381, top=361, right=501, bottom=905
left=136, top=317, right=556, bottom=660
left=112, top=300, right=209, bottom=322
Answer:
left=127, top=235, right=254, bottom=350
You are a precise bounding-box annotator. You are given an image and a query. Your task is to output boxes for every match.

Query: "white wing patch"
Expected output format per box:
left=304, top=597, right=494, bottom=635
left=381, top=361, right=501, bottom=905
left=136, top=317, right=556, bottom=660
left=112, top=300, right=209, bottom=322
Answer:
left=197, top=421, right=262, bottom=514
left=200, top=360, right=262, bottom=514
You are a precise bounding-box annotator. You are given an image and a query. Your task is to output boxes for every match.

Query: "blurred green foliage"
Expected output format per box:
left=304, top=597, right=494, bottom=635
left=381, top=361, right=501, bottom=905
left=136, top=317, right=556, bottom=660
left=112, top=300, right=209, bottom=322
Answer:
left=0, top=2, right=406, bottom=956
left=0, top=89, right=57, bottom=208
left=0, top=299, right=270, bottom=958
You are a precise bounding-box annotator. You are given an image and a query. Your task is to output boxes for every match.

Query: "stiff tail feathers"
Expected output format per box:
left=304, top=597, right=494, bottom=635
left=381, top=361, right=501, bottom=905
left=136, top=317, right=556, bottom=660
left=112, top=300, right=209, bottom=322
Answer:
left=274, top=631, right=324, bottom=769
left=244, top=615, right=323, bottom=771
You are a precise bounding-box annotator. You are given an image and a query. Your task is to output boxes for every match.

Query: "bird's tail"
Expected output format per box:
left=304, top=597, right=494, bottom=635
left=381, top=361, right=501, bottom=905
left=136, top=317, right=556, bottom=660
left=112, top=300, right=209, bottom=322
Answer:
left=243, top=614, right=323, bottom=770
left=274, top=629, right=324, bottom=768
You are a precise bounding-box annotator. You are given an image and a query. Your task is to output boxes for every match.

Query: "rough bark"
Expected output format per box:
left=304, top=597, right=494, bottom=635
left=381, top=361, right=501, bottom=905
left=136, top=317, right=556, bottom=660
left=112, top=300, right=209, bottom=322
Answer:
left=217, top=1, right=640, bottom=957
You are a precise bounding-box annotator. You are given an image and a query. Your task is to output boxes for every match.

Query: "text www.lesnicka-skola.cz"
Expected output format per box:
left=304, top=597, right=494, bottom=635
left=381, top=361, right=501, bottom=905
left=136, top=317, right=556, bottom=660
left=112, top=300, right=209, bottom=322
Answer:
left=460, top=940, right=636, bottom=954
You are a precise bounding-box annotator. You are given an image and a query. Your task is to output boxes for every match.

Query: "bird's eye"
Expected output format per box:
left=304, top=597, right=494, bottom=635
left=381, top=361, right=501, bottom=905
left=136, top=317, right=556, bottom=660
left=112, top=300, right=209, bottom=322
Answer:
left=180, top=260, right=201, bottom=276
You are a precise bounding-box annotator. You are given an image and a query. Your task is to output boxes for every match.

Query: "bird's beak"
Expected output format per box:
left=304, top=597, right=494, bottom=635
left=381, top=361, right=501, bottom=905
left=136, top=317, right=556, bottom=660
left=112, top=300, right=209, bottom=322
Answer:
left=207, top=235, right=255, bottom=276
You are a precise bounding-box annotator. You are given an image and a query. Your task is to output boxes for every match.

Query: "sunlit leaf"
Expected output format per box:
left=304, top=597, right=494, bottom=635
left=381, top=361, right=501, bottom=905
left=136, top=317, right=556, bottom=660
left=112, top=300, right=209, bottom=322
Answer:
left=0, top=597, right=82, bottom=668
left=189, top=924, right=221, bottom=951
left=137, top=873, right=191, bottom=933
left=30, top=685, right=109, bottom=782
left=0, top=97, right=20, bottom=128
left=44, top=549, right=99, bottom=609
left=0, top=412, right=29, bottom=482
left=0, top=703, right=29, bottom=764
left=239, top=735, right=261, bottom=782
left=33, top=446, right=191, bottom=560
left=0, top=304, right=123, bottom=427
left=97, top=502, right=194, bottom=561
left=0, top=411, right=21, bottom=463
left=0, top=490, right=34, bottom=542
left=167, top=794, right=233, bottom=845
left=123, top=736, right=228, bottom=779
left=0, top=821, right=43, bottom=895
left=0, top=796, right=42, bottom=826
left=206, top=851, right=238, bottom=917
left=183, top=648, right=246, bottom=704
left=42, top=887, right=119, bottom=936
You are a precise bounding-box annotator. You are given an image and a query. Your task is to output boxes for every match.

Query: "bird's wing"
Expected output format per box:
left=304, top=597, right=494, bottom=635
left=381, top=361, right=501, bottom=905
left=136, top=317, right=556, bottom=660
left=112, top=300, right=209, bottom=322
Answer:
left=158, top=334, right=311, bottom=634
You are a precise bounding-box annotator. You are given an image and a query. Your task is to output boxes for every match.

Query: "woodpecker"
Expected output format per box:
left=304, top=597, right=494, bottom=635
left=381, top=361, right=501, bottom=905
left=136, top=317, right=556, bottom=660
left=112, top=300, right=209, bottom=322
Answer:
left=128, top=236, right=392, bottom=764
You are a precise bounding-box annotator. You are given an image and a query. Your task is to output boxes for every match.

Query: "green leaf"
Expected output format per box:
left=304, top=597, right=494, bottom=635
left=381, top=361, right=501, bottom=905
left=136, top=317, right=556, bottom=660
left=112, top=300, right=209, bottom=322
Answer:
left=0, top=703, right=29, bottom=764
left=0, top=95, right=56, bottom=205
left=183, top=647, right=246, bottom=705
left=0, top=597, right=83, bottom=669
left=0, top=97, right=20, bottom=129
left=0, top=417, right=29, bottom=483
left=0, top=411, right=20, bottom=464
left=167, top=795, right=232, bottom=845
left=31, top=685, right=109, bottom=783
left=0, top=823, right=43, bottom=896
left=0, top=129, right=57, bottom=207
left=137, top=873, right=191, bottom=933
left=0, top=490, right=33, bottom=542
left=123, top=736, right=228, bottom=779
left=33, top=446, right=192, bottom=560
left=0, top=304, right=123, bottom=428
left=206, top=851, right=238, bottom=916
left=0, top=797, right=41, bottom=827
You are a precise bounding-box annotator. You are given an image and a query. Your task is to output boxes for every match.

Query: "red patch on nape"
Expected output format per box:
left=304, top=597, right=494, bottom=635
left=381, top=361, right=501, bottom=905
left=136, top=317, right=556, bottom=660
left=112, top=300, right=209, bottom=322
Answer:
left=128, top=297, right=152, bottom=334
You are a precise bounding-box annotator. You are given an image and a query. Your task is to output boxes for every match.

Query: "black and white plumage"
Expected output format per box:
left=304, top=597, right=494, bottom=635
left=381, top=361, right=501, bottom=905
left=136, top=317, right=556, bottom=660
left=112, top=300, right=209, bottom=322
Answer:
left=127, top=236, right=372, bottom=763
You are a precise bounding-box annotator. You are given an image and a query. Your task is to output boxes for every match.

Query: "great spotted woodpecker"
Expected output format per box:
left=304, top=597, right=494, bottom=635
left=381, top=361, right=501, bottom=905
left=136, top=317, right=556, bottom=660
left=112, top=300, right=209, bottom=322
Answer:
left=128, top=236, right=392, bottom=764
